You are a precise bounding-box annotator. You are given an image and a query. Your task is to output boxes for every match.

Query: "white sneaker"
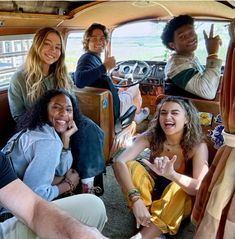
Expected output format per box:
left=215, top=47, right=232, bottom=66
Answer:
left=130, top=232, right=142, bottom=239
left=155, top=235, right=166, bottom=239
left=134, top=107, right=150, bottom=124
left=130, top=233, right=166, bottom=239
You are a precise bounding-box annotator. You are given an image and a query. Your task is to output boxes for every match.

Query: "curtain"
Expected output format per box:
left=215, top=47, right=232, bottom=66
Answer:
left=191, top=20, right=235, bottom=239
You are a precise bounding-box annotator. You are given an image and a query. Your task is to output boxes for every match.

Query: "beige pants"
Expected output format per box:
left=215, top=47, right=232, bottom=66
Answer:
left=0, top=194, right=107, bottom=239
left=119, top=84, right=142, bottom=116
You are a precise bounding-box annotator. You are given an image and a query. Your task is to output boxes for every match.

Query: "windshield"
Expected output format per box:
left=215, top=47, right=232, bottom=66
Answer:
left=111, top=20, right=229, bottom=65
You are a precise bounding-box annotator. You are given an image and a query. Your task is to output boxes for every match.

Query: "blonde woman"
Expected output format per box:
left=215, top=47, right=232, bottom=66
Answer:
left=8, top=27, right=105, bottom=194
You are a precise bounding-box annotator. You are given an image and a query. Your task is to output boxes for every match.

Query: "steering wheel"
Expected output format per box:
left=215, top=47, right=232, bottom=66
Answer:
left=110, top=60, right=152, bottom=88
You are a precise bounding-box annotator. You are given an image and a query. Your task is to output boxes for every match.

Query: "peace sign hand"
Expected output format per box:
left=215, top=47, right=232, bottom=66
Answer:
left=203, top=24, right=222, bottom=56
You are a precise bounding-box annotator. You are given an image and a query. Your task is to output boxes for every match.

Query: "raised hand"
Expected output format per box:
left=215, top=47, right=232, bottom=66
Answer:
left=142, top=155, right=177, bottom=180
left=103, top=56, right=116, bottom=72
left=203, top=24, right=222, bottom=56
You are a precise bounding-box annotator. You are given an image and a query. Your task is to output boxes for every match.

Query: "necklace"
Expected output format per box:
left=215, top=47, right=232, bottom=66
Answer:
left=164, top=141, right=180, bottom=152
left=165, top=142, right=180, bottom=147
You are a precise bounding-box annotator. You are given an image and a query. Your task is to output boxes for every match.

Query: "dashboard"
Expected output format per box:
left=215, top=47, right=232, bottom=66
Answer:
left=140, top=61, right=166, bottom=86
left=113, top=60, right=166, bottom=95
left=113, top=60, right=166, bottom=86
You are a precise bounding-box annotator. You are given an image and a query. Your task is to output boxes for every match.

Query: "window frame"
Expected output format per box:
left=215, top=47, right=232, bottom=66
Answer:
left=0, top=34, right=33, bottom=90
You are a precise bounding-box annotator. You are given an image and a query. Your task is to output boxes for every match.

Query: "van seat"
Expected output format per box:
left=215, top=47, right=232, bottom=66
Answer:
left=0, top=90, right=16, bottom=149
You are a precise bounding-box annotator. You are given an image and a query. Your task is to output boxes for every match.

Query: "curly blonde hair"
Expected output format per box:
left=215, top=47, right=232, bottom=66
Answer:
left=24, top=27, right=72, bottom=103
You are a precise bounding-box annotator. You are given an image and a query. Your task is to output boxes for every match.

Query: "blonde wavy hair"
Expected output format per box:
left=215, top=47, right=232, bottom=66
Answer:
left=24, top=27, right=72, bottom=103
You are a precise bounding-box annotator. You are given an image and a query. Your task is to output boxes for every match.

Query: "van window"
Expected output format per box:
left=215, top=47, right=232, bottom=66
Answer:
left=0, top=35, right=33, bottom=89
left=111, top=20, right=229, bottom=65
left=111, top=21, right=167, bottom=62
left=65, top=32, right=84, bottom=73
left=65, top=20, right=229, bottom=75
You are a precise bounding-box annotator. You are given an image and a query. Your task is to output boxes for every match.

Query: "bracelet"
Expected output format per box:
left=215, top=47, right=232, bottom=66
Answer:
left=131, top=195, right=141, bottom=203
left=128, top=188, right=141, bottom=203
left=62, top=147, right=71, bottom=152
left=207, top=53, right=218, bottom=58
left=128, top=188, right=140, bottom=198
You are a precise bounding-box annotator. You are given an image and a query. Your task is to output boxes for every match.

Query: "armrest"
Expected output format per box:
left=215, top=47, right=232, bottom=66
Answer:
left=115, top=105, right=136, bottom=134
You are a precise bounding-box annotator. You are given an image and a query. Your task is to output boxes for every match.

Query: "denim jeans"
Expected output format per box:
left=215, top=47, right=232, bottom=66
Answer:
left=71, top=115, right=106, bottom=179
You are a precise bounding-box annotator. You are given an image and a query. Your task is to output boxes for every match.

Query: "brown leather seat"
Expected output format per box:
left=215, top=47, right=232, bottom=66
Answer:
left=0, top=90, right=16, bottom=149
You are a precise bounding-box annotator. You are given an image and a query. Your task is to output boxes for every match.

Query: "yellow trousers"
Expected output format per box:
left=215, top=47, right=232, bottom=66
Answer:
left=126, top=160, right=192, bottom=235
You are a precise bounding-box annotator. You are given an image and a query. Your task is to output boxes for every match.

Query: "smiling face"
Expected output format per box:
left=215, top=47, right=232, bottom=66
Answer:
left=40, top=32, right=62, bottom=73
left=87, top=28, right=107, bottom=55
left=168, top=24, right=198, bottom=55
left=159, top=101, right=188, bottom=137
left=47, top=94, right=73, bottom=134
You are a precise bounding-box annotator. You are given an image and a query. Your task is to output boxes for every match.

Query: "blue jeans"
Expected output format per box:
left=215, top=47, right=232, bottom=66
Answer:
left=71, top=115, right=105, bottom=179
